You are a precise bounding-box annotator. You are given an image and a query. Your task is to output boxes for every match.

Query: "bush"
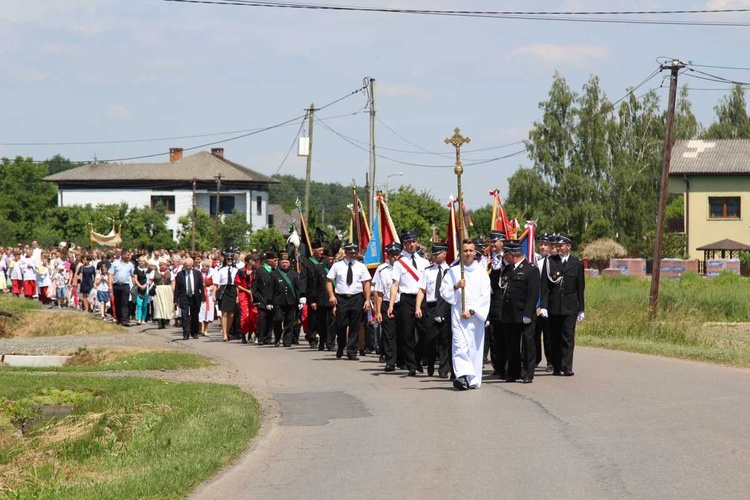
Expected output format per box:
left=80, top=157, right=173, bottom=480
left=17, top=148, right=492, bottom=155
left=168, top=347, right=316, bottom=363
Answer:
left=581, top=238, right=627, bottom=260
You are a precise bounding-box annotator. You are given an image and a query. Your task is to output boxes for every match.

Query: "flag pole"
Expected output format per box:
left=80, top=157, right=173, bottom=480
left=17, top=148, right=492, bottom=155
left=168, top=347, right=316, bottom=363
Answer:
left=445, top=128, right=471, bottom=313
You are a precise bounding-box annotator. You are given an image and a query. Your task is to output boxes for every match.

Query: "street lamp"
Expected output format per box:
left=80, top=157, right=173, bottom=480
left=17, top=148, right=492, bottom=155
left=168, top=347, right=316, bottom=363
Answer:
left=385, top=172, right=404, bottom=201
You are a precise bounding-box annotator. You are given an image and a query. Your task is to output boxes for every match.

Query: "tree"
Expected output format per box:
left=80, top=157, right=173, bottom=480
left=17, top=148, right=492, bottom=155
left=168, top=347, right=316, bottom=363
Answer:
left=177, top=208, right=213, bottom=250
left=219, top=210, right=253, bottom=251
left=387, top=186, right=447, bottom=244
left=248, top=227, right=285, bottom=252
left=703, top=84, right=750, bottom=139
left=43, top=154, right=84, bottom=175
left=0, top=156, right=58, bottom=244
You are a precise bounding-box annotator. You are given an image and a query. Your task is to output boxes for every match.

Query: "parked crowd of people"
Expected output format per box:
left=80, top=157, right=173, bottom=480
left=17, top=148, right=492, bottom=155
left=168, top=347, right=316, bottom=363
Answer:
left=0, top=232, right=584, bottom=390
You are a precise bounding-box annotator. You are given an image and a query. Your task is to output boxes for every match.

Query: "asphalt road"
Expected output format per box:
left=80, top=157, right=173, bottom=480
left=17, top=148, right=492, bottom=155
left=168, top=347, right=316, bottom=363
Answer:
left=189, top=338, right=750, bottom=500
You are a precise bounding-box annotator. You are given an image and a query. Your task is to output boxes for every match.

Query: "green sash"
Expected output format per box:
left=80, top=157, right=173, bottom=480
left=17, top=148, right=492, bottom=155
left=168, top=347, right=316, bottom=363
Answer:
left=279, top=270, right=298, bottom=299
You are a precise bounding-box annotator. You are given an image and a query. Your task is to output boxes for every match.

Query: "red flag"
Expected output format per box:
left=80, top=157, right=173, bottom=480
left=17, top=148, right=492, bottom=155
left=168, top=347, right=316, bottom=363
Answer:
left=490, top=189, right=513, bottom=237
left=445, top=197, right=460, bottom=263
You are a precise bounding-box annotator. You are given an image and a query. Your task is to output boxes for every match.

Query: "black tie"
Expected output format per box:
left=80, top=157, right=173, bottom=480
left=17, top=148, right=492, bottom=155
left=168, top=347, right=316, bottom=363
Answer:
left=434, top=267, right=442, bottom=301
left=411, top=255, right=417, bottom=269
left=346, top=261, right=353, bottom=286
left=186, top=271, right=193, bottom=296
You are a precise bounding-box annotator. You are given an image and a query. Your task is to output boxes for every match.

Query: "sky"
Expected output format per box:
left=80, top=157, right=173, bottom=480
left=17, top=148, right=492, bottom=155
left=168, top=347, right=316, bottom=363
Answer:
left=2, top=0, right=750, bottom=212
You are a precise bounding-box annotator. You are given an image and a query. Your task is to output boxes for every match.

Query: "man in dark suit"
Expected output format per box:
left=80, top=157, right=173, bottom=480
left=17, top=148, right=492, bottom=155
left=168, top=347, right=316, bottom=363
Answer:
left=310, top=247, right=336, bottom=351
left=174, top=257, right=205, bottom=340
left=298, top=240, right=324, bottom=348
left=500, top=241, right=540, bottom=383
left=272, top=252, right=301, bottom=347
left=252, top=251, right=276, bottom=345
left=487, top=231, right=507, bottom=379
left=540, top=234, right=585, bottom=377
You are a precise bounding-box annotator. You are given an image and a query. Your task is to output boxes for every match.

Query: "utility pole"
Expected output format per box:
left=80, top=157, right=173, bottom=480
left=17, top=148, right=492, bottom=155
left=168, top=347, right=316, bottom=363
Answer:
left=650, top=59, right=686, bottom=319
left=368, top=77, right=376, bottom=228
left=191, top=178, right=197, bottom=252
left=304, top=104, right=315, bottom=218
left=214, top=173, right=222, bottom=247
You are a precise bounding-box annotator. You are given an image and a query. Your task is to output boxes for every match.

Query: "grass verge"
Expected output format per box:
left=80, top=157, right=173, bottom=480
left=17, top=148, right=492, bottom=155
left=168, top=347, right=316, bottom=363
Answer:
left=0, top=348, right=213, bottom=373
left=0, top=373, right=259, bottom=499
left=578, top=275, right=750, bottom=368
left=1, top=294, right=123, bottom=338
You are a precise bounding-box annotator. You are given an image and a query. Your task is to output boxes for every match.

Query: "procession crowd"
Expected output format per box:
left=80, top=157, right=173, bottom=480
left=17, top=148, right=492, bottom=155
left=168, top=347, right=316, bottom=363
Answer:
left=0, top=231, right=584, bottom=390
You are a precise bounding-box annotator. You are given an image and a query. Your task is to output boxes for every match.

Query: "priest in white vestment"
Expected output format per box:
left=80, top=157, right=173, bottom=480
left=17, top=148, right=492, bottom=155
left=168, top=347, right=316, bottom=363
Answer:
left=440, top=239, right=491, bottom=390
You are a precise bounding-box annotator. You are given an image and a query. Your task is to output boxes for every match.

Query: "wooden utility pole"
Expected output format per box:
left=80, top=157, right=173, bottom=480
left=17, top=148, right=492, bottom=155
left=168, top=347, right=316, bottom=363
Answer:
left=650, top=59, right=686, bottom=319
left=304, top=104, right=315, bottom=218
left=445, top=127, right=471, bottom=313
left=368, top=77, right=376, bottom=228
left=191, top=178, right=197, bottom=252
left=214, top=173, right=222, bottom=247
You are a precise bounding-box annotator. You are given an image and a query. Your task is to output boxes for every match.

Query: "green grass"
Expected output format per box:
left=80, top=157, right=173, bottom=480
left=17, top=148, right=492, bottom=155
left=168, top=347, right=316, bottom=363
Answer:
left=0, top=349, right=214, bottom=373
left=578, top=274, right=750, bottom=367
left=0, top=294, right=42, bottom=315
left=0, top=374, right=260, bottom=499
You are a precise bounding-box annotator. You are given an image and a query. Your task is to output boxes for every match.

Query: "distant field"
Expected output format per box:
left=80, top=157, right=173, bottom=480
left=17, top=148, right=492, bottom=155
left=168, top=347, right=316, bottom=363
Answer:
left=578, top=273, right=750, bottom=367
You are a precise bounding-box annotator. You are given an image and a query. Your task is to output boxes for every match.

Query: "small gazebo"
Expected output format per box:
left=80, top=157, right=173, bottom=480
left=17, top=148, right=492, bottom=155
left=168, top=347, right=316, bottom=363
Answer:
left=696, top=239, right=750, bottom=260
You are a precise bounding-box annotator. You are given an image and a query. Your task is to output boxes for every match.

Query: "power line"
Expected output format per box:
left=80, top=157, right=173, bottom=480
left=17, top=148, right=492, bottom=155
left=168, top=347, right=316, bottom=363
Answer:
left=163, top=0, right=750, bottom=27
left=27, top=84, right=367, bottom=164
left=689, top=63, right=750, bottom=72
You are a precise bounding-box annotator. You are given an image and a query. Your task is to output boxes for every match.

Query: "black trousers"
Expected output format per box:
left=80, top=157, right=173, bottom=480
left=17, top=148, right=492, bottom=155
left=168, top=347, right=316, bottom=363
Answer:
left=180, top=295, right=201, bottom=339
left=335, top=293, right=364, bottom=356
left=505, top=321, right=537, bottom=380
left=535, top=316, right=552, bottom=366
left=380, top=301, right=398, bottom=366
left=489, top=320, right=508, bottom=377
left=305, top=305, right=317, bottom=342
left=257, top=306, right=274, bottom=344
left=274, top=304, right=297, bottom=346
left=423, top=302, right=451, bottom=376
left=315, top=305, right=335, bottom=350
left=112, top=283, right=130, bottom=325
left=395, top=294, right=428, bottom=371
left=549, top=314, right=576, bottom=373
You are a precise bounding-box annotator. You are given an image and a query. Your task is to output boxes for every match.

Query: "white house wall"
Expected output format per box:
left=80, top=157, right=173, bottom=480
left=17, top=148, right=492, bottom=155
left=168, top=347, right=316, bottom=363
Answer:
left=59, top=188, right=269, bottom=241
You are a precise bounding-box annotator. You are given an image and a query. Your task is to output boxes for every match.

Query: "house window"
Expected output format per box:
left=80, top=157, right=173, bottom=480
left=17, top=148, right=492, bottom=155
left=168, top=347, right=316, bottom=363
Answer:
left=151, top=195, right=175, bottom=214
left=708, top=197, right=741, bottom=219
left=268, top=214, right=275, bottom=227
left=209, top=195, right=235, bottom=216
left=256, top=196, right=262, bottom=216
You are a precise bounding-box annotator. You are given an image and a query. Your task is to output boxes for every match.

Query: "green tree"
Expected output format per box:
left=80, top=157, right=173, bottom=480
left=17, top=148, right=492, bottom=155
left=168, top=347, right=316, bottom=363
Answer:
left=703, top=84, right=750, bottom=139
left=177, top=208, right=213, bottom=250
left=219, top=210, right=253, bottom=251
left=122, top=205, right=173, bottom=250
left=248, top=227, right=285, bottom=252
left=387, top=186, right=447, bottom=244
left=43, top=154, right=84, bottom=175
left=0, top=156, right=58, bottom=244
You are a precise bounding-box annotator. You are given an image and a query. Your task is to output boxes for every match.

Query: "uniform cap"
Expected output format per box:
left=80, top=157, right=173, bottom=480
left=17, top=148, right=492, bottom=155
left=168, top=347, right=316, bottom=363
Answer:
left=343, top=243, right=358, bottom=252
left=399, top=230, right=418, bottom=242
left=489, top=231, right=505, bottom=242
left=385, top=242, right=402, bottom=254
left=431, top=243, right=448, bottom=254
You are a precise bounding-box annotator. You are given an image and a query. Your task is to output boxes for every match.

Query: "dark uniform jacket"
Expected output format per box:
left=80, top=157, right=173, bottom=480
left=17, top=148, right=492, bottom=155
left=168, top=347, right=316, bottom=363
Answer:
left=271, top=267, right=300, bottom=306
left=298, top=256, right=319, bottom=300
left=540, top=255, right=585, bottom=316
left=489, top=266, right=504, bottom=321
left=252, top=265, right=274, bottom=308
left=310, top=261, right=333, bottom=308
left=500, top=259, right=540, bottom=323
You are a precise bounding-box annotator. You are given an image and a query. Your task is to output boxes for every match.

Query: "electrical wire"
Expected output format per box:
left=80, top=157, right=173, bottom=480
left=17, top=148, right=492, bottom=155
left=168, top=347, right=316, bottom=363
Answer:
left=163, top=0, right=750, bottom=27
left=273, top=115, right=306, bottom=175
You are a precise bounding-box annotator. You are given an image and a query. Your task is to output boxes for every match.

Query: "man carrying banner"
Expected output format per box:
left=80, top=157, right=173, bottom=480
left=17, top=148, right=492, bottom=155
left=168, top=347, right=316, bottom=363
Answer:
left=388, top=230, right=430, bottom=376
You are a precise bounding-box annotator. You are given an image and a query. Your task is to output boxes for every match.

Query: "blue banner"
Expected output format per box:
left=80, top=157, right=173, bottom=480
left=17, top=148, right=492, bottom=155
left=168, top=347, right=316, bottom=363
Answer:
left=364, top=208, right=382, bottom=267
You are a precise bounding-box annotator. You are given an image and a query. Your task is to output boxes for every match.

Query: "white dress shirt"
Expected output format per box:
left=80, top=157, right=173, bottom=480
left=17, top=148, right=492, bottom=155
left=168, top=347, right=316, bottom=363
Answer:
left=327, top=258, right=370, bottom=295
left=392, top=250, right=429, bottom=295
left=418, top=262, right=449, bottom=303
left=373, top=262, right=398, bottom=303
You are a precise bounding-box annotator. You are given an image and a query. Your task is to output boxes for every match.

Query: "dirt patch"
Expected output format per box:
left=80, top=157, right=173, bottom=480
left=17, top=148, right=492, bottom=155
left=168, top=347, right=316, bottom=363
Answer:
left=9, top=311, right=125, bottom=338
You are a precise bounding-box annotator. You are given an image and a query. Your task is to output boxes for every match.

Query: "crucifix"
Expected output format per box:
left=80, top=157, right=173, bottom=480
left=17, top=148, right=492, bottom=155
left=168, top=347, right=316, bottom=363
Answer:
left=445, top=127, right=470, bottom=312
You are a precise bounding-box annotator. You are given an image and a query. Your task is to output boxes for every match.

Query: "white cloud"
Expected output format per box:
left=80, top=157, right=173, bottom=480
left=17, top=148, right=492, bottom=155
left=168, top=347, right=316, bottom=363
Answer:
left=512, top=43, right=608, bottom=67
left=107, top=104, right=133, bottom=120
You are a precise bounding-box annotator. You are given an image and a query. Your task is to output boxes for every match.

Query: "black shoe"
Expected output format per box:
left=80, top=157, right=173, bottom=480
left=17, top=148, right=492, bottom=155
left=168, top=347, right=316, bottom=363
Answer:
left=553, top=371, right=563, bottom=376
left=121, top=322, right=132, bottom=327
left=310, top=340, right=318, bottom=349
left=327, top=346, right=336, bottom=352
left=283, top=344, right=292, bottom=347
left=563, top=370, right=575, bottom=377
left=546, top=363, right=554, bottom=372
left=427, top=366, right=435, bottom=377
left=438, top=372, right=449, bottom=379
left=416, top=365, right=424, bottom=374
left=192, top=336, right=199, bottom=339
left=452, top=376, right=469, bottom=390
left=384, top=365, right=396, bottom=372
left=274, top=342, right=280, bottom=347
left=522, top=377, right=533, bottom=384
left=505, top=376, right=517, bottom=383
left=241, top=337, right=248, bottom=344
left=407, top=370, right=417, bottom=377
left=347, top=354, right=360, bottom=361
left=336, top=351, right=343, bottom=359
left=359, top=349, right=366, bottom=356
left=183, top=336, right=189, bottom=340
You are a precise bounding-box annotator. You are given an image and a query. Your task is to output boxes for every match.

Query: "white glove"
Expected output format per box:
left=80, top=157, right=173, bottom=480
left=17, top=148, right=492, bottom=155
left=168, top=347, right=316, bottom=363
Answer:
left=434, top=316, right=442, bottom=323
left=539, top=308, right=548, bottom=318
left=266, top=304, right=274, bottom=311
left=522, top=316, right=532, bottom=325
left=485, top=320, right=490, bottom=327
left=299, top=297, right=307, bottom=305
left=577, top=311, right=585, bottom=322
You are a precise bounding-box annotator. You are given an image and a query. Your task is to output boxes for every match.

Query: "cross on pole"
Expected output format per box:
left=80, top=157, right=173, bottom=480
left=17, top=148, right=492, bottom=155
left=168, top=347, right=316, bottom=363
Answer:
left=445, top=127, right=470, bottom=312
